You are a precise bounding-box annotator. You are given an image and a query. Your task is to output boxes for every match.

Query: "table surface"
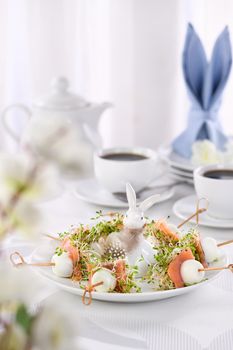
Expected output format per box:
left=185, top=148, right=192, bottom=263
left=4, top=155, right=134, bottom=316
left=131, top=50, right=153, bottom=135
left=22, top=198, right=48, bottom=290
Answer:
left=5, top=182, right=233, bottom=350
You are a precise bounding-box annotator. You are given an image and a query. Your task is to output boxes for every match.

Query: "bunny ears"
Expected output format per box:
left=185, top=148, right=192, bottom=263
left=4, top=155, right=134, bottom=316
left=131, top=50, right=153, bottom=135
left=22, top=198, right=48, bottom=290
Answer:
left=172, top=23, right=231, bottom=158
left=183, top=23, right=232, bottom=109
left=126, top=183, right=160, bottom=212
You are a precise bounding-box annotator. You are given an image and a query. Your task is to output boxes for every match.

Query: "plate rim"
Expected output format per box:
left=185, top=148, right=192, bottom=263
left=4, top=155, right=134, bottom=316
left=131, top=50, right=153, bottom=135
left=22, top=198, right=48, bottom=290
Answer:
left=30, top=248, right=226, bottom=303
left=159, top=145, right=195, bottom=172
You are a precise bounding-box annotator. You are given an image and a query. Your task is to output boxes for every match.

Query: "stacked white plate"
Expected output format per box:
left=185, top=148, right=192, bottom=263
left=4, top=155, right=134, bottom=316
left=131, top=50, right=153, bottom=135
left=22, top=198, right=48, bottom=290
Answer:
left=159, top=145, right=195, bottom=184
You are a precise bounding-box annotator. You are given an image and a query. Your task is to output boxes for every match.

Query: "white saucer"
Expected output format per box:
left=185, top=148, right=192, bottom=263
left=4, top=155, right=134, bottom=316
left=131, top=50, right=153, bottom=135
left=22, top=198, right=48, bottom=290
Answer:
left=159, top=145, right=194, bottom=172
left=173, top=195, right=233, bottom=228
left=74, top=178, right=175, bottom=208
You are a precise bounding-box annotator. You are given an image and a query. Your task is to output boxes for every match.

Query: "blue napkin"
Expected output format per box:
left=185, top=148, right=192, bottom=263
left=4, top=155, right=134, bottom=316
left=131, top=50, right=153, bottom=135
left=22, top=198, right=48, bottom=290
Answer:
left=172, top=23, right=232, bottom=158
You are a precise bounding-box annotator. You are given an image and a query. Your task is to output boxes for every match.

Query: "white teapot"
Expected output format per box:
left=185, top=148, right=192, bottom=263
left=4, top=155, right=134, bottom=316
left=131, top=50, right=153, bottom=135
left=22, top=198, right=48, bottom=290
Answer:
left=2, top=77, right=112, bottom=147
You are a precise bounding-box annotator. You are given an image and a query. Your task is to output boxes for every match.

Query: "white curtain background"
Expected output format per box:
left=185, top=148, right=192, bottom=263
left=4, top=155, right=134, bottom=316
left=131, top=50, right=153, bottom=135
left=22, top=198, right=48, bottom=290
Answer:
left=0, top=0, right=233, bottom=150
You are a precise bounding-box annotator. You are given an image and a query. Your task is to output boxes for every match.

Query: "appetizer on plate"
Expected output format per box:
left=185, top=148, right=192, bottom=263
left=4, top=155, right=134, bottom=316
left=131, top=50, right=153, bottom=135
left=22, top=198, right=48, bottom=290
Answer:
left=10, top=183, right=232, bottom=305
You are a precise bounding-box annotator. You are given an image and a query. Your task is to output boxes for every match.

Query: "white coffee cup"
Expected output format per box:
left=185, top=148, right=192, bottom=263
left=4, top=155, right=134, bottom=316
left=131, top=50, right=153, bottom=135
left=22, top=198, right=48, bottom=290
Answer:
left=194, top=164, right=233, bottom=220
left=94, top=147, right=160, bottom=192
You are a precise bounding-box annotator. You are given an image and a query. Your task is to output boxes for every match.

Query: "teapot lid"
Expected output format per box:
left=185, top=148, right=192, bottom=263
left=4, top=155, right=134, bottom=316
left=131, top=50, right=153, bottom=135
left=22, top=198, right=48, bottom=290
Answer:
left=34, top=77, right=90, bottom=110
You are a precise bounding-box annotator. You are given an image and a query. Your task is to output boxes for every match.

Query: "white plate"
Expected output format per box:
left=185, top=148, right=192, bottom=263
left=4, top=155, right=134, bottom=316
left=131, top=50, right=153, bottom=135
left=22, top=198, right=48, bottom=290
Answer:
left=173, top=195, right=233, bottom=228
left=74, top=178, right=175, bottom=208
left=31, top=247, right=226, bottom=303
left=170, top=167, right=194, bottom=179
left=168, top=173, right=194, bottom=185
left=159, top=146, right=194, bottom=172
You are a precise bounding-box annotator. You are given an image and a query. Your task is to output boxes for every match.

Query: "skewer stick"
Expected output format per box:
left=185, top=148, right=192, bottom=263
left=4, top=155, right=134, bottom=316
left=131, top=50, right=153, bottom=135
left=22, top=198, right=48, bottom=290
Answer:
left=103, top=211, right=119, bottom=217
left=10, top=252, right=55, bottom=268
left=198, top=264, right=233, bottom=272
left=82, top=264, right=104, bottom=305
left=196, top=198, right=209, bottom=225
left=43, top=233, right=61, bottom=241
left=177, top=197, right=209, bottom=228
left=177, top=208, right=207, bottom=228
left=82, top=281, right=104, bottom=305
left=217, top=239, right=233, bottom=248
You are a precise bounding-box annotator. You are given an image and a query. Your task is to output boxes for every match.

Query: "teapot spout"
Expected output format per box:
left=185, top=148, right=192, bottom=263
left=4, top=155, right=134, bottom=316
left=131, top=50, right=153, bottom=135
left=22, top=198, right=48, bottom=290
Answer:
left=81, top=101, right=112, bottom=146
left=83, top=101, right=113, bottom=128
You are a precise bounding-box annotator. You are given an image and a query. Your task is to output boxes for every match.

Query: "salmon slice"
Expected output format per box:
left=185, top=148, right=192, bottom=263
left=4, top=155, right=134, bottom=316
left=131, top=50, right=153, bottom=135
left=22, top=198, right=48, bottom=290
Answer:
left=102, top=262, right=114, bottom=271
left=61, top=237, right=79, bottom=264
left=167, top=248, right=195, bottom=288
left=195, top=236, right=208, bottom=268
left=114, top=260, right=127, bottom=292
left=72, top=262, right=83, bottom=281
left=155, top=220, right=179, bottom=242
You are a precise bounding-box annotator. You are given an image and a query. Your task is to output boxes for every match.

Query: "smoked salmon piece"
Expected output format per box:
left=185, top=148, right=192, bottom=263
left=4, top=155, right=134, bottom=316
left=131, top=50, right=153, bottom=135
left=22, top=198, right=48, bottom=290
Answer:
left=155, top=220, right=179, bottom=242
left=114, top=259, right=127, bottom=292
left=167, top=248, right=195, bottom=288
left=72, top=262, right=83, bottom=281
left=195, top=236, right=208, bottom=268
left=102, top=262, right=114, bottom=271
left=61, top=237, right=79, bottom=264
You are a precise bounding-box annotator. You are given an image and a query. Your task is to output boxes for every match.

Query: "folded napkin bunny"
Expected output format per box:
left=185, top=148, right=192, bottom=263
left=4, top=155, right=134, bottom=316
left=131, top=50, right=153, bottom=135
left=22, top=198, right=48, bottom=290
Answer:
left=172, top=23, right=232, bottom=158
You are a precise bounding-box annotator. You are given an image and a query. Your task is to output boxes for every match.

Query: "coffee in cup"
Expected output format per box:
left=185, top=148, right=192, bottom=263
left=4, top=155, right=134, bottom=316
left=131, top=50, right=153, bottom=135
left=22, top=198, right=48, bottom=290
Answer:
left=94, top=147, right=160, bottom=193
left=194, top=164, right=233, bottom=220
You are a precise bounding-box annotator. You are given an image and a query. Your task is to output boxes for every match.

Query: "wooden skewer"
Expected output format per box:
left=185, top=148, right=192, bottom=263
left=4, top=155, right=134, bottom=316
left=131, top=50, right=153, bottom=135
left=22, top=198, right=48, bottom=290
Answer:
left=177, top=197, right=209, bottom=228
left=10, top=252, right=55, bottom=268
left=103, top=211, right=119, bottom=217
left=82, top=281, right=104, bottom=305
left=196, top=198, right=209, bottom=225
left=217, top=239, right=233, bottom=248
left=199, top=264, right=233, bottom=272
left=43, top=233, right=61, bottom=241
left=177, top=208, right=207, bottom=228
left=28, top=262, right=55, bottom=267
left=82, top=263, right=104, bottom=305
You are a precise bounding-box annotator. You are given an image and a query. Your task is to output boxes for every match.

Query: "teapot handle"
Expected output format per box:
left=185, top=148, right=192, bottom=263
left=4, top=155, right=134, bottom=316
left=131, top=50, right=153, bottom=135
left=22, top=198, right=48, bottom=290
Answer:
left=1, top=104, right=32, bottom=143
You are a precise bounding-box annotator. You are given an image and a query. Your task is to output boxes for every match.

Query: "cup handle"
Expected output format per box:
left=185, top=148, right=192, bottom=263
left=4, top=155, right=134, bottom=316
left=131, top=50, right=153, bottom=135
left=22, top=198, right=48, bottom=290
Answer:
left=1, top=104, right=32, bottom=143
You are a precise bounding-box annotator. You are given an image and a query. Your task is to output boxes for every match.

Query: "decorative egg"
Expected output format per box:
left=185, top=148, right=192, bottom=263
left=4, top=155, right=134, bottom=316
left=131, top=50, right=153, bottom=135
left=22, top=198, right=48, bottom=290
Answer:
left=92, top=268, right=116, bottom=292
left=201, top=237, right=219, bottom=263
left=51, top=252, right=73, bottom=278
left=180, top=259, right=205, bottom=285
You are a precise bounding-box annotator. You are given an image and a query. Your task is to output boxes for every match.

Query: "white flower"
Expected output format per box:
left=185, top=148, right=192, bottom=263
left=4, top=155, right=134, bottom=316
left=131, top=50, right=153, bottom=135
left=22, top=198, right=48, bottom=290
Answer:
left=0, top=153, right=59, bottom=204
left=5, top=200, right=42, bottom=237
left=0, top=324, right=28, bottom=350
left=223, top=140, right=233, bottom=164
left=191, top=140, right=222, bottom=165
left=0, top=259, right=44, bottom=304
left=24, top=117, right=92, bottom=177
left=32, top=303, right=78, bottom=350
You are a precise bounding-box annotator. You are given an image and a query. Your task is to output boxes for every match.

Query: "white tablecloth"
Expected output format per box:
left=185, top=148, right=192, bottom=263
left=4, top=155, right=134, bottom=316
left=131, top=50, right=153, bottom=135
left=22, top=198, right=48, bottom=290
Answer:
left=6, top=183, right=233, bottom=350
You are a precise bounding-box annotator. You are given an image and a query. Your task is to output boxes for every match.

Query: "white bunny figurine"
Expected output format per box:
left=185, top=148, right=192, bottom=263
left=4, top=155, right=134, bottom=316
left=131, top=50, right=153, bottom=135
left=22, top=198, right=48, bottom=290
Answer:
left=95, top=183, right=160, bottom=276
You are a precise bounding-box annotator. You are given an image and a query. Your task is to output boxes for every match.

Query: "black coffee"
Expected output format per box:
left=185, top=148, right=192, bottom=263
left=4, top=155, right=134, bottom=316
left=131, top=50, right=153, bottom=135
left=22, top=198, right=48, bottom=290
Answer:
left=101, top=153, right=148, bottom=161
left=203, top=170, right=233, bottom=180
